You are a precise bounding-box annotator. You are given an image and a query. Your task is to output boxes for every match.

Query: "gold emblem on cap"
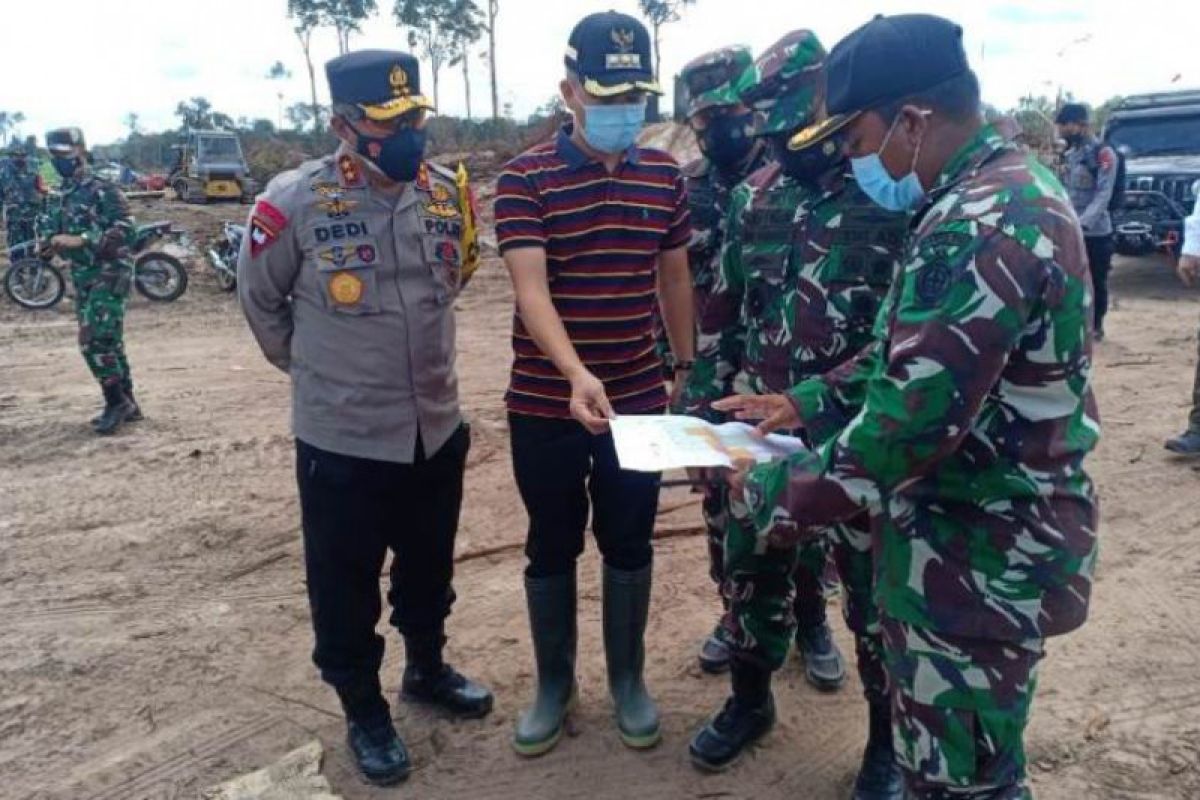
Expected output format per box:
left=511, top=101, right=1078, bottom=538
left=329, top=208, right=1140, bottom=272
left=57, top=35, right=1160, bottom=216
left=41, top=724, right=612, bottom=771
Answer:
left=611, top=28, right=635, bottom=52
left=389, top=64, right=410, bottom=97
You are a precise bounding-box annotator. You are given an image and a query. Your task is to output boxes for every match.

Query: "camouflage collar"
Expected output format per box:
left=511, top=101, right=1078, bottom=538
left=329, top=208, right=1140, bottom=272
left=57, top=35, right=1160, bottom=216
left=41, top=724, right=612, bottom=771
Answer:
left=927, top=121, right=1012, bottom=200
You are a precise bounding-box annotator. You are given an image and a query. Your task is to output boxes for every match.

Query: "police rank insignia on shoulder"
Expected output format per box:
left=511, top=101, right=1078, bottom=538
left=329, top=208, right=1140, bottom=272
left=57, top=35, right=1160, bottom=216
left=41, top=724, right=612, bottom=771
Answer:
left=328, top=271, right=364, bottom=305
left=249, top=199, right=289, bottom=258
left=424, top=183, right=460, bottom=219
left=415, top=163, right=432, bottom=192
left=913, top=232, right=973, bottom=307
left=337, top=154, right=366, bottom=189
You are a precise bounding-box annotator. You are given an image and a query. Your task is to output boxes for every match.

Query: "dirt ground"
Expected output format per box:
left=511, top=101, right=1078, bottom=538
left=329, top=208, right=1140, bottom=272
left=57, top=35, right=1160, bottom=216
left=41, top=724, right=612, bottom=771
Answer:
left=2, top=193, right=1199, bottom=799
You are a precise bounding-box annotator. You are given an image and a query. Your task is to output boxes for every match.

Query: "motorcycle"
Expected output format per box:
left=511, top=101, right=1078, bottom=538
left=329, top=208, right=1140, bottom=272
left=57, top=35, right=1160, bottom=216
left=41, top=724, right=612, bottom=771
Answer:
left=206, top=221, right=243, bottom=292
left=3, top=221, right=189, bottom=309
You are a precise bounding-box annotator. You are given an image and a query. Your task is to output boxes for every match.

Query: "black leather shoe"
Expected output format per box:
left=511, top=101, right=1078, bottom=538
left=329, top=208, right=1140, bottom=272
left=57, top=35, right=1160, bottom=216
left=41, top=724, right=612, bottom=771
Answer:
left=402, top=664, right=494, bottom=719
left=795, top=621, right=846, bottom=691
left=1165, top=429, right=1200, bottom=456
left=688, top=694, right=776, bottom=772
left=347, top=717, right=410, bottom=786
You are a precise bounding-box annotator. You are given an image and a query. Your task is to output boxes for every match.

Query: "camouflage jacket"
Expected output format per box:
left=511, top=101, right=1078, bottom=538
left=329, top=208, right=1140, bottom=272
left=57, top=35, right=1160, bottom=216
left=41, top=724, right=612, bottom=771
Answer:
left=682, top=143, right=770, bottom=313
left=39, top=173, right=132, bottom=269
left=742, top=123, right=1101, bottom=642
left=0, top=163, right=45, bottom=220
left=680, top=161, right=908, bottom=421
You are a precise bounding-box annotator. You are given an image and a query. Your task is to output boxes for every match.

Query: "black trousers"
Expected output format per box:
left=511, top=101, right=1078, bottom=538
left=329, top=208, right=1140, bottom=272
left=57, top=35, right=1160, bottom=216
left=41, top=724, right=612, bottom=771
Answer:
left=1085, top=235, right=1114, bottom=331
left=509, top=414, right=660, bottom=579
left=295, top=426, right=469, bottom=689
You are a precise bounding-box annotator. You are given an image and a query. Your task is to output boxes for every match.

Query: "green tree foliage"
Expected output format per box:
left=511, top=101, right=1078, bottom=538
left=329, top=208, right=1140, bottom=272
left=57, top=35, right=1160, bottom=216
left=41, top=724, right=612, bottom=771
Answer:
left=446, top=1, right=485, bottom=119
left=325, top=0, right=379, bottom=54
left=175, top=97, right=215, bottom=130
left=394, top=0, right=481, bottom=111
left=287, top=0, right=325, bottom=133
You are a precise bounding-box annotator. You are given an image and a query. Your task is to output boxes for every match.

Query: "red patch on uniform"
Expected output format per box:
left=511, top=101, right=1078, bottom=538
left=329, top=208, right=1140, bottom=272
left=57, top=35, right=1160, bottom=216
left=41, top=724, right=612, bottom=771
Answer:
left=337, top=154, right=364, bottom=188
left=249, top=199, right=288, bottom=258
left=436, top=241, right=459, bottom=263
left=1098, top=147, right=1116, bottom=171
left=357, top=244, right=377, bottom=263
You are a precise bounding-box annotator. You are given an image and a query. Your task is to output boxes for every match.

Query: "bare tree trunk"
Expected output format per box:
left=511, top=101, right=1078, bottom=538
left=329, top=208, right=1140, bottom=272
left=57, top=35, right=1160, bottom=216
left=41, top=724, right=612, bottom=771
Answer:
left=488, top=0, right=499, bottom=120
left=463, top=53, right=472, bottom=119
left=296, top=28, right=321, bottom=134
left=432, top=67, right=440, bottom=111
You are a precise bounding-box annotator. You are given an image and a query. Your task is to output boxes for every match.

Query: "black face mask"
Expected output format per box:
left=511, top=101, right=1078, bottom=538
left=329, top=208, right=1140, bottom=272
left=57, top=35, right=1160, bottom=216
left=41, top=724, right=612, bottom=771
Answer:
left=353, top=123, right=427, bottom=183
left=698, top=111, right=755, bottom=169
left=771, top=134, right=845, bottom=184
left=1064, top=132, right=1085, bottom=148
left=52, top=156, right=80, bottom=179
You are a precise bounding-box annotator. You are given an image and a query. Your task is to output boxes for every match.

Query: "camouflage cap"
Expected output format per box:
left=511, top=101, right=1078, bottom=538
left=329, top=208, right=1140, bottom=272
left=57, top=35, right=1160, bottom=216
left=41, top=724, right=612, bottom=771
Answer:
left=679, top=45, right=755, bottom=118
left=738, top=30, right=826, bottom=137
left=45, top=127, right=87, bottom=154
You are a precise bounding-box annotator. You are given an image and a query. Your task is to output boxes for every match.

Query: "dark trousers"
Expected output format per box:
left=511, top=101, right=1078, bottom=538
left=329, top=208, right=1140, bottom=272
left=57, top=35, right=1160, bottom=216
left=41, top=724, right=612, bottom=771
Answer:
left=295, top=426, right=469, bottom=689
left=1191, top=323, right=1200, bottom=432
left=509, top=414, right=660, bottom=578
left=1085, top=235, right=1114, bottom=332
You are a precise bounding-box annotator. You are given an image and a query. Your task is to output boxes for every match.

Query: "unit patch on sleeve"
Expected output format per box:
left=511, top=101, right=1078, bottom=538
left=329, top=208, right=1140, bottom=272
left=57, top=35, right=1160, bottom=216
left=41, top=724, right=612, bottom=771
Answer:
left=249, top=200, right=289, bottom=258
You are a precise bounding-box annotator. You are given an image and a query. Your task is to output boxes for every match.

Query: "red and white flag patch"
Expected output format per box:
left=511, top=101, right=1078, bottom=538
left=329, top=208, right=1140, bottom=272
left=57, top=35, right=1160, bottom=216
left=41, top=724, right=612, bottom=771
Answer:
left=249, top=199, right=289, bottom=258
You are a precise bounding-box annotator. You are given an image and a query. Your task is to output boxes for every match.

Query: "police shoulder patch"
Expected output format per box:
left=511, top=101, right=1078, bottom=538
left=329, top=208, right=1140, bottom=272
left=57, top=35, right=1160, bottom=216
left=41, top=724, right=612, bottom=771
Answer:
left=249, top=199, right=289, bottom=258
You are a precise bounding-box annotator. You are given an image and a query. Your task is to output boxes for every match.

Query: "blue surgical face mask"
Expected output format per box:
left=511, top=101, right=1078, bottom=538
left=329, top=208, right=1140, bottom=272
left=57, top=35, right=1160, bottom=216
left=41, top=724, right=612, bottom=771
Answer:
left=851, top=112, right=927, bottom=212
left=581, top=101, right=646, bottom=154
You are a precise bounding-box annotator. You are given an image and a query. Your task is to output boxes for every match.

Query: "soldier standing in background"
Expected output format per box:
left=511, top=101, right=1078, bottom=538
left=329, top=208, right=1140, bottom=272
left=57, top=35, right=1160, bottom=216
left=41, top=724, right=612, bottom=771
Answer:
left=674, top=44, right=771, bottom=675
left=41, top=128, right=141, bottom=435
left=1057, top=102, right=1119, bottom=340
left=1, top=147, right=47, bottom=254
left=718, top=15, right=1099, bottom=798
left=238, top=50, right=492, bottom=787
left=1165, top=193, right=1200, bottom=455
left=684, top=33, right=910, bottom=797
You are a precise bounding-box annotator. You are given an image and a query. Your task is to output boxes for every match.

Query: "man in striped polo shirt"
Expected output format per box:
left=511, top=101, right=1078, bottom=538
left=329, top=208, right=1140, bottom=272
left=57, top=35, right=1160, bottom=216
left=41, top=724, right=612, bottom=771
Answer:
left=494, top=11, right=694, bottom=758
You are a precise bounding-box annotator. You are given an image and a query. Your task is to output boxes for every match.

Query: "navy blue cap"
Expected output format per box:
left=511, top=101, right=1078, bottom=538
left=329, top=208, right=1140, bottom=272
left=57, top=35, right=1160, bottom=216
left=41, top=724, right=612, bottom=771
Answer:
left=1055, top=103, right=1089, bottom=124
left=789, top=14, right=968, bottom=151
left=326, top=49, right=434, bottom=120
left=565, top=11, right=663, bottom=96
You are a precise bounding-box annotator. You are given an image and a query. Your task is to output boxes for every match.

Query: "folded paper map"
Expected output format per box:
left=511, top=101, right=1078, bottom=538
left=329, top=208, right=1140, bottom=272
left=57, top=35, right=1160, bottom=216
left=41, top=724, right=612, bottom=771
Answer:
left=610, top=415, right=807, bottom=472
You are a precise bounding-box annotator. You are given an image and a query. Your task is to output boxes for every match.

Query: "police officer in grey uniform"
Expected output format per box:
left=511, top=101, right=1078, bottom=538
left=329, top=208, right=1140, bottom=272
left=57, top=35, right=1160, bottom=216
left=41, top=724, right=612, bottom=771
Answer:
left=1057, top=102, right=1118, bottom=339
left=238, top=49, right=492, bottom=787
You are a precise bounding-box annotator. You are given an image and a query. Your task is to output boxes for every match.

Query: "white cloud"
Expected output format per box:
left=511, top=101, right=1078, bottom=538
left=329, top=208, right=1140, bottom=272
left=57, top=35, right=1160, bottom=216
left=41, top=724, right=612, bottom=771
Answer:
left=1, top=0, right=1193, bottom=145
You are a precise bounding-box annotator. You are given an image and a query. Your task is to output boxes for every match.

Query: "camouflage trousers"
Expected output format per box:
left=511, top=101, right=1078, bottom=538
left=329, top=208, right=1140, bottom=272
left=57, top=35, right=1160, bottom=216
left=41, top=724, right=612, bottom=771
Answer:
left=72, top=263, right=133, bottom=389
left=882, top=617, right=1043, bottom=799
left=718, top=502, right=887, bottom=701
left=5, top=216, right=37, bottom=253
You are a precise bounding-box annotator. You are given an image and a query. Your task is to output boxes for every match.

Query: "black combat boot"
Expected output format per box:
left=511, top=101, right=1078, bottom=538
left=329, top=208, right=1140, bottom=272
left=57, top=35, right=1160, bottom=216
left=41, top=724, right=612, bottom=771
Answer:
left=688, top=658, right=776, bottom=772
left=852, top=700, right=904, bottom=800
left=1165, top=429, right=1200, bottom=456
left=92, top=378, right=142, bottom=426
left=400, top=633, right=493, bottom=719
left=796, top=619, right=847, bottom=691
left=335, top=679, right=410, bottom=786
left=513, top=572, right=578, bottom=757
left=93, top=383, right=135, bottom=436
left=698, top=625, right=732, bottom=674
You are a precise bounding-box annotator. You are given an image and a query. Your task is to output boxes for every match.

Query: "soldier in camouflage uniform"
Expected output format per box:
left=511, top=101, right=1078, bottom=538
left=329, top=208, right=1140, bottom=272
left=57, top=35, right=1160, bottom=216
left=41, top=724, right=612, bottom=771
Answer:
left=673, top=44, right=772, bottom=675
left=719, top=15, right=1099, bottom=798
left=0, top=148, right=46, bottom=254
left=685, top=33, right=909, bottom=797
left=40, top=128, right=141, bottom=435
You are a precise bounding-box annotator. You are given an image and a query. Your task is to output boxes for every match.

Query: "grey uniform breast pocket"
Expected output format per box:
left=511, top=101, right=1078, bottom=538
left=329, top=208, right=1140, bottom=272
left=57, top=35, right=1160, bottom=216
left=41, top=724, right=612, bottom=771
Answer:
left=420, top=235, right=462, bottom=304
left=310, top=236, right=382, bottom=315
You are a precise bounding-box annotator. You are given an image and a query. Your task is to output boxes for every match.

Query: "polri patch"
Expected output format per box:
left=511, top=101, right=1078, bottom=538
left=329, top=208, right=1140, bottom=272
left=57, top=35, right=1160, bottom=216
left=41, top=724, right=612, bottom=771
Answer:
left=328, top=271, right=365, bottom=305
left=435, top=240, right=459, bottom=264
left=249, top=199, right=288, bottom=258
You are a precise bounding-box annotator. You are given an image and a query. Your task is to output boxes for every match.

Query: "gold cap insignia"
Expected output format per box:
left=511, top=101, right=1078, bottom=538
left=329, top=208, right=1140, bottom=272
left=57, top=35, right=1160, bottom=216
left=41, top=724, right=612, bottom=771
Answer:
left=389, top=64, right=410, bottom=97
left=611, top=28, right=635, bottom=52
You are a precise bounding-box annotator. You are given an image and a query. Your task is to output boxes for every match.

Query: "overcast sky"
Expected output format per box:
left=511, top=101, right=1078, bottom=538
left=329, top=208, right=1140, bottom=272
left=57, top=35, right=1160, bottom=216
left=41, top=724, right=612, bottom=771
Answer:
left=1, top=0, right=1194, bottom=145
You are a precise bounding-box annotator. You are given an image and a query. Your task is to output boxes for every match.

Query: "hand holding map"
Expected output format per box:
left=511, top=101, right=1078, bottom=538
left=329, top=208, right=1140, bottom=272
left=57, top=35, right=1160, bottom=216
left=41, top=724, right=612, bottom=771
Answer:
left=609, top=415, right=807, bottom=473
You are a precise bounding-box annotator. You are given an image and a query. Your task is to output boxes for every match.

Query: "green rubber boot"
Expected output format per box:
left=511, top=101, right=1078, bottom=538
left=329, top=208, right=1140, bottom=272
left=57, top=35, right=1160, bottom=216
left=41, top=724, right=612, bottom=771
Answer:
left=513, top=572, right=577, bottom=757
left=603, top=564, right=661, bottom=750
